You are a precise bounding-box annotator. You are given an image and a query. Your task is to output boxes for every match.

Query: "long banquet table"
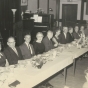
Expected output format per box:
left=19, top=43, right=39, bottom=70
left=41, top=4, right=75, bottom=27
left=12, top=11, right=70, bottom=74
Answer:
left=1, top=55, right=73, bottom=88
left=61, top=46, right=88, bottom=75
left=1, top=45, right=88, bottom=88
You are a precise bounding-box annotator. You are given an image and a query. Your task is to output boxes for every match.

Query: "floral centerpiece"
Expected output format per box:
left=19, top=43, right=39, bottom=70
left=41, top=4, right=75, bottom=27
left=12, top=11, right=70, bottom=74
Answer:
left=30, top=48, right=60, bottom=68
left=31, top=55, right=44, bottom=69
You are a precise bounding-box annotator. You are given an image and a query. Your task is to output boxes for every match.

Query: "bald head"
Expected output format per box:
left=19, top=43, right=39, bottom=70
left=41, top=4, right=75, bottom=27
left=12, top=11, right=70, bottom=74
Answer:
left=7, top=37, right=15, bottom=42
left=80, top=25, right=84, bottom=32
left=47, top=30, right=53, bottom=39
left=7, top=37, right=15, bottom=48
left=24, top=34, right=31, bottom=43
left=63, top=27, right=68, bottom=33
left=74, top=26, right=79, bottom=33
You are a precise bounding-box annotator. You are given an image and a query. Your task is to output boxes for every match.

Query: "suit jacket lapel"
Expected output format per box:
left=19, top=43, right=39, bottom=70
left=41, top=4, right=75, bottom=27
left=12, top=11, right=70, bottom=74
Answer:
left=15, top=47, right=19, bottom=56
left=8, top=47, right=18, bottom=57
left=46, top=37, right=51, bottom=46
left=65, top=33, right=68, bottom=40
left=30, top=44, right=33, bottom=52
left=66, top=33, right=68, bottom=39
left=23, top=43, right=32, bottom=54
left=47, top=36, right=53, bottom=49
left=71, top=33, right=73, bottom=38
left=63, top=33, right=66, bottom=39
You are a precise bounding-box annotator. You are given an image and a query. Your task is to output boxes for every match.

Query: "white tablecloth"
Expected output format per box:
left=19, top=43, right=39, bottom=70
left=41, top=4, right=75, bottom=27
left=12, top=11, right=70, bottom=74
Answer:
left=2, top=55, right=73, bottom=88
left=60, top=46, right=88, bottom=59
left=1, top=46, right=88, bottom=88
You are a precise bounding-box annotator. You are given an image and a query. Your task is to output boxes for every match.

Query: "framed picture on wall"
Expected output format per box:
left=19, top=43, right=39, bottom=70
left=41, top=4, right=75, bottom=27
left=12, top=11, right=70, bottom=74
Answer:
left=83, top=2, right=88, bottom=20
left=21, top=0, right=28, bottom=6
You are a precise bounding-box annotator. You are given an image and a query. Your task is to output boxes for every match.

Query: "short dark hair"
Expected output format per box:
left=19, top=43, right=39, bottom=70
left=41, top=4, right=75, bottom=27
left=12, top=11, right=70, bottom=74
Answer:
left=68, top=27, right=73, bottom=31
left=24, top=32, right=31, bottom=38
left=80, top=25, right=85, bottom=28
left=74, top=25, right=79, bottom=28
left=55, top=28, right=61, bottom=33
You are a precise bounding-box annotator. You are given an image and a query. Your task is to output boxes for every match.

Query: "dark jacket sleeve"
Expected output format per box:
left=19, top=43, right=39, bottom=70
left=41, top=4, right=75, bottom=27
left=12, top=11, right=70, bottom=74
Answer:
left=3, top=49, right=13, bottom=65
left=33, top=42, right=37, bottom=55
left=0, top=52, right=6, bottom=67
left=59, top=34, right=62, bottom=44
left=43, top=38, right=54, bottom=52
left=42, top=38, right=49, bottom=52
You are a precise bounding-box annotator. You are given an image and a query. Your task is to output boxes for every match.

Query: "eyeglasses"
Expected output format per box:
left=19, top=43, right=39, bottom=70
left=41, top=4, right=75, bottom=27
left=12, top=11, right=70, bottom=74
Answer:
left=8, top=41, right=15, bottom=43
left=37, top=36, right=43, bottom=37
left=25, top=37, right=31, bottom=39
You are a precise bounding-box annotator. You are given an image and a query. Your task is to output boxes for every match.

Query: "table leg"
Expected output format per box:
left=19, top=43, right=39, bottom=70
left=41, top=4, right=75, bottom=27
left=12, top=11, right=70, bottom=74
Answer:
left=73, top=59, right=76, bottom=76
left=64, top=68, right=67, bottom=85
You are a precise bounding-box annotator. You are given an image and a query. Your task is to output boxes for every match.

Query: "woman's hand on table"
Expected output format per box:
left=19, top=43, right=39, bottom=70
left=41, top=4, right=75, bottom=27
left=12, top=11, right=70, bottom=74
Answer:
left=54, top=43, right=58, bottom=47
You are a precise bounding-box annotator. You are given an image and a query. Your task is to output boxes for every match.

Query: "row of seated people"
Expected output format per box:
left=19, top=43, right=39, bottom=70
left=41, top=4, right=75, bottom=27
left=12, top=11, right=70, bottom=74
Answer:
left=0, top=25, right=87, bottom=66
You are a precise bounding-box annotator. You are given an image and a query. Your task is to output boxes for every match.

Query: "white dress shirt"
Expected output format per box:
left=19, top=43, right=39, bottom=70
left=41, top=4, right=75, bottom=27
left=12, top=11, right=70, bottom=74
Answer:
left=12, top=47, right=18, bottom=56
left=64, top=33, right=67, bottom=39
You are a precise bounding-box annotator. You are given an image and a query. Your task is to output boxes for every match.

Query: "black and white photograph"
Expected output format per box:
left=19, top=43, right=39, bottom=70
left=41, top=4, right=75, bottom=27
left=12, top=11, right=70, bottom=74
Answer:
left=0, top=0, right=88, bottom=88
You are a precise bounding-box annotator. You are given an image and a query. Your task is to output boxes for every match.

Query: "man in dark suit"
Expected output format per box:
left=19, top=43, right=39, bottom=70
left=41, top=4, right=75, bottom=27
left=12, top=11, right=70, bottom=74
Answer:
left=68, top=27, right=74, bottom=43
left=3, top=37, right=23, bottom=65
left=43, top=30, right=54, bottom=52
left=73, top=26, right=80, bottom=39
left=19, top=33, right=35, bottom=59
left=59, top=26, right=70, bottom=44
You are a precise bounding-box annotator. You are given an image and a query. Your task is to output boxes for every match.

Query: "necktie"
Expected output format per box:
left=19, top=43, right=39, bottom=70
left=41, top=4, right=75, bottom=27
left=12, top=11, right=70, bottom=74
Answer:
left=64, top=33, right=66, bottom=39
left=71, top=33, right=73, bottom=37
left=28, top=44, right=33, bottom=55
left=12, top=48, right=18, bottom=56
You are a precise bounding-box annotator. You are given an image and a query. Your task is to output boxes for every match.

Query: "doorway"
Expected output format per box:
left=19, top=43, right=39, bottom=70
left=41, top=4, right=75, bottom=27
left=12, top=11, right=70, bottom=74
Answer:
left=62, top=4, right=77, bottom=27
